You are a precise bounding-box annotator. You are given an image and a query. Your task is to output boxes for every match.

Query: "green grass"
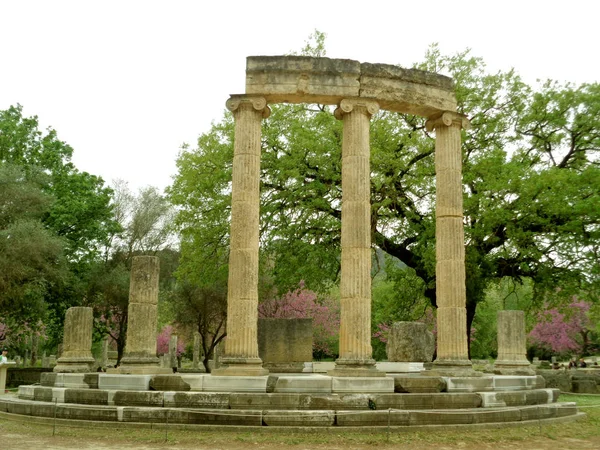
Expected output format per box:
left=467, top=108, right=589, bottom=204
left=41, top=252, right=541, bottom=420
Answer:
left=0, top=394, right=599, bottom=448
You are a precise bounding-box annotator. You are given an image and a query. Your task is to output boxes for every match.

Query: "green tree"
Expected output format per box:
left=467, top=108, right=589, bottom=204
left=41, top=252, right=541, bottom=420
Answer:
left=1, top=105, right=119, bottom=348
left=0, top=164, right=68, bottom=320
left=169, top=39, right=600, bottom=355
left=86, top=181, right=178, bottom=364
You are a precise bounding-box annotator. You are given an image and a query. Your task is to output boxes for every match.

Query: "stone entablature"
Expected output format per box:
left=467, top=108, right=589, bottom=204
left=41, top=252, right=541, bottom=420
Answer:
left=246, top=56, right=457, bottom=116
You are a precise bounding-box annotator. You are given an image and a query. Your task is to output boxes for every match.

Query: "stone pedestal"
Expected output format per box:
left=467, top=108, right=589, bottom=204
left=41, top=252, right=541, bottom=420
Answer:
left=0, top=361, right=16, bottom=394
left=53, top=307, right=96, bottom=373
left=386, top=322, right=435, bottom=362
left=494, top=310, right=535, bottom=375
left=31, top=334, right=39, bottom=366
left=329, top=99, right=383, bottom=378
left=213, top=96, right=270, bottom=377
left=101, top=336, right=109, bottom=368
left=193, top=331, right=201, bottom=370
left=169, top=335, right=178, bottom=369
left=425, top=112, right=475, bottom=376
left=120, top=256, right=170, bottom=374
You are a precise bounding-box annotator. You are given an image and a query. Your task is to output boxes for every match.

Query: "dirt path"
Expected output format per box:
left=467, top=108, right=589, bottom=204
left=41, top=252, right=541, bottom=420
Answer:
left=2, top=428, right=600, bottom=450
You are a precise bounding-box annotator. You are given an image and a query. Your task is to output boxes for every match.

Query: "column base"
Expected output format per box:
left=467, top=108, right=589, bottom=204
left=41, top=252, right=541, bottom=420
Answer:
left=427, top=359, right=483, bottom=377
left=211, top=357, right=269, bottom=376
left=493, top=360, right=536, bottom=376
left=328, top=358, right=385, bottom=377
left=53, top=356, right=95, bottom=373
left=117, top=354, right=168, bottom=374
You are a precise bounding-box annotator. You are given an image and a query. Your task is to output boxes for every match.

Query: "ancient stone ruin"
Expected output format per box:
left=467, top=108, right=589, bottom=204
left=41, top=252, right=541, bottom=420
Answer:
left=215, top=56, right=472, bottom=378
left=4, top=56, right=581, bottom=429
left=53, top=307, right=95, bottom=373
left=386, top=322, right=435, bottom=363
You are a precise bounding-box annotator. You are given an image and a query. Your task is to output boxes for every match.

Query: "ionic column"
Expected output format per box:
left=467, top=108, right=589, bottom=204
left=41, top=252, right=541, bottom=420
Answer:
left=330, top=99, right=383, bottom=377
left=120, top=256, right=164, bottom=373
left=425, top=112, right=473, bottom=374
left=494, top=310, right=535, bottom=375
left=53, top=307, right=95, bottom=373
left=213, top=95, right=270, bottom=376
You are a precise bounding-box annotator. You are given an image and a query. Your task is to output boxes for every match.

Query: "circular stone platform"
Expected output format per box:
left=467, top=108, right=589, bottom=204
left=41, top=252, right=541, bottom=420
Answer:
left=0, top=372, right=582, bottom=428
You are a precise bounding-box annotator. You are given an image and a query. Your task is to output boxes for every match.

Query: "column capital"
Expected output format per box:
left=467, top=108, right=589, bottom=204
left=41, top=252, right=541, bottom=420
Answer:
left=226, top=95, right=271, bottom=119
left=334, top=98, right=379, bottom=120
left=425, top=111, right=471, bottom=132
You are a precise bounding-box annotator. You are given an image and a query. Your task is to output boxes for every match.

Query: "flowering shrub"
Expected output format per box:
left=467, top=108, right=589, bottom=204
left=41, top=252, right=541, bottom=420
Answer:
left=156, top=325, right=185, bottom=356
left=528, top=298, right=592, bottom=356
left=259, top=283, right=340, bottom=359
left=0, top=318, right=47, bottom=356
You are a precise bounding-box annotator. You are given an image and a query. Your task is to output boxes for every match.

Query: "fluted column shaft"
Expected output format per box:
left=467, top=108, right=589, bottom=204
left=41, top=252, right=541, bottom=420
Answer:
left=330, top=99, right=382, bottom=376
left=120, top=256, right=161, bottom=368
left=54, top=307, right=95, bottom=373
left=215, top=95, right=270, bottom=376
left=494, top=310, right=534, bottom=374
left=426, top=112, right=472, bottom=370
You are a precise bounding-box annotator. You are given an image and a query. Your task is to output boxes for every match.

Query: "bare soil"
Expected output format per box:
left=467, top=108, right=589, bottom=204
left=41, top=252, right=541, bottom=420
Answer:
left=1, top=424, right=600, bottom=450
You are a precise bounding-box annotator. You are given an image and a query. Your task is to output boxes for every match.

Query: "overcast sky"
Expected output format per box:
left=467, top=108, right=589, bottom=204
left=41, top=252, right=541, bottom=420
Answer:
left=1, top=0, right=598, bottom=192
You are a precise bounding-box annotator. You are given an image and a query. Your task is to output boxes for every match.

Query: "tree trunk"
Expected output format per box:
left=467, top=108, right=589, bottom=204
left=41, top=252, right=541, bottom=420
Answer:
left=466, top=300, right=477, bottom=360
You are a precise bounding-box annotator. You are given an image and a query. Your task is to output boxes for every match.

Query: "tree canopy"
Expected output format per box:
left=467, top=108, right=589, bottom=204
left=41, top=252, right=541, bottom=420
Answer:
left=169, top=39, right=600, bottom=353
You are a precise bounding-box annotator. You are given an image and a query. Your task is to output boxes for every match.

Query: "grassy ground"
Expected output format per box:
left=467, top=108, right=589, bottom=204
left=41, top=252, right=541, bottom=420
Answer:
left=0, top=394, right=599, bottom=449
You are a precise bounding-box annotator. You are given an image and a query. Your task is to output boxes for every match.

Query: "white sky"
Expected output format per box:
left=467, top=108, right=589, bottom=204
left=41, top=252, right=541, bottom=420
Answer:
left=1, top=0, right=598, bottom=192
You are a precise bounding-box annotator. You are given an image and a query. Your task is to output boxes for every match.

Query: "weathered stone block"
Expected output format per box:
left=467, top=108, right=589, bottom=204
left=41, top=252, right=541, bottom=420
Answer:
left=386, top=322, right=434, bottom=362
left=32, top=386, right=53, bottom=402
left=112, top=390, right=163, bottom=407
left=258, top=318, right=312, bottom=373
left=445, top=376, right=494, bottom=392
left=336, top=409, right=410, bottom=426
left=186, top=409, right=263, bottom=426
left=149, top=375, right=191, bottom=391
left=56, top=404, right=117, bottom=421
left=203, top=375, right=268, bottom=392
left=98, top=374, right=153, bottom=391
left=572, top=379, right=598, bottom=393
left=64, top=388, right=108, bottom=405
left=473, top=408, right=521, bottom=423
left=390, top=375, right=445, bottom=393
left=230, top=393, right=300, bottom=410
left=273, top=375, right=332, bottom=393
left=263, top=410, right=335, bottom=426
left=163, top=391, right=230, bottom=409
left=409, top=409, right=475, bottom=425
left=376, top=362, right=424, bottom=373
left=332, top=377, right=394, bottom=393
left=493, top=375, right=537, bottom=391
left=18, top=385, right=36, bottom=400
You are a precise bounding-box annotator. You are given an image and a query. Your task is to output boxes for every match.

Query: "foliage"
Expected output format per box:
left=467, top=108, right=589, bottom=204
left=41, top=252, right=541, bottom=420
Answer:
left=528, top=297, right=597, bottom=357
left=0, top=163, right=69, bottom=320
left=0, top=105, right=118, bottom=348
left=156, top=325, right=185, bottom=356
left=86, top=181, right=177, bottom=364
left=0, top=317, right=47, bottom=359
left=258, top=283, right=340, bottom=359
left=170, top=280, right=228, bottom=372
left=170, top=34, right=600, bottom=356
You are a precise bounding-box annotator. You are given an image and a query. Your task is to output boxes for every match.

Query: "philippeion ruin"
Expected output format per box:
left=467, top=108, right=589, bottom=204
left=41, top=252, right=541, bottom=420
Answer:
left=0, top=56, right=581, bottom=428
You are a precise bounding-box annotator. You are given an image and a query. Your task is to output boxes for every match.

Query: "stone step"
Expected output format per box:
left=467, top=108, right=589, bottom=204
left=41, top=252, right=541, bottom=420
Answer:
left=17, top=386, right=561, bottom=410
left=0, top=396, right=580, bottom=427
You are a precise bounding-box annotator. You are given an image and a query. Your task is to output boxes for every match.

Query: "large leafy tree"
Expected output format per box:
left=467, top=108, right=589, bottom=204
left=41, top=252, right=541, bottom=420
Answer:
left=0, top=164, right=68, bottom=319
left=86, top=181, right=177, bottom=364
left=0, top=105, right=118, bottom=264
left=169, top=38, right=600, bottom=353
left=0, top=105, right=118, bottom=346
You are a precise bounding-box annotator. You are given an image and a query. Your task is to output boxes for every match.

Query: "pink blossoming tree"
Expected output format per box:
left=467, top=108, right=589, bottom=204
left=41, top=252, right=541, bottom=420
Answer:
left=258, top=282, right=340, bottom=359
left=529, top=298, right=593, bottom=357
